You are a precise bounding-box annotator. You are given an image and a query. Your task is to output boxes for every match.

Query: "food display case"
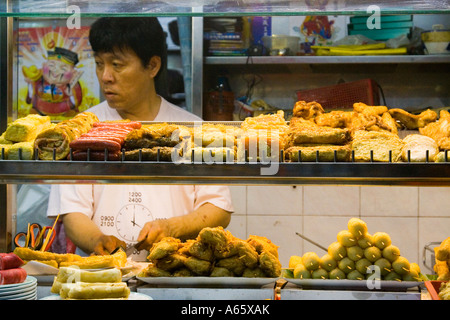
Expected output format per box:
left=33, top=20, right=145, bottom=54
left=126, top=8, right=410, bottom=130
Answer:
left=1, top=0, right=450, bottom=301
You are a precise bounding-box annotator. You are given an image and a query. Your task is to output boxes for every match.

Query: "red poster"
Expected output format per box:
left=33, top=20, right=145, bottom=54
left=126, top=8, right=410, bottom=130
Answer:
left=17, top=26, right=99, bottom=120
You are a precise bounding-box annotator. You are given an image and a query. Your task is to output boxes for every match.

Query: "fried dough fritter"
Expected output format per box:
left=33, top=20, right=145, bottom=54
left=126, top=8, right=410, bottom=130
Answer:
left=184, top=256, right=212, bottom=276
left=292, top=100, right=324, bottom=120
left=198, top=226, right=234, bottom=251
left=419, top=110, right=450, bottom=150
left=353, top=102, right=388, bottom=116
left=389, top=108, right=438, bottom=130
left=186, top=239, right=214, bottom=261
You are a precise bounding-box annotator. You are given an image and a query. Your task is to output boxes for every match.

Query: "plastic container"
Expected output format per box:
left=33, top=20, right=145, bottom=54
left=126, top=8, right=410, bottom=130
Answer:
left=262, top=35, right=300, bottom=56
left=422, top=25, right=450, bottom=55
left=424, top=280, right=446, bottom=300
left=296, top=78, right=381, bottom=110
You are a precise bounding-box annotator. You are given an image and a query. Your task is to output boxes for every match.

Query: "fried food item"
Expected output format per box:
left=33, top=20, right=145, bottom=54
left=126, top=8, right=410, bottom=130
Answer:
left=434, top=246, right=450, bottom=281
left=59, top=250, right=127, bottom=269
left=13, top=247, right=81, bottom=265
left=35, top=112, right=98, bottom=160
left=236, top=240, right=259, bottom=268
left=210, top=266, right=234, bottom=277
left=284, top=144, right=351, bottom=162
left=213, top=239, right=240, bottom=259
left=353, top=102, right=388, bottom=116
left=192, top=123, right=239, bottom=148
left=259, top=250, right=282, bottom=277
left=123, top=123, right=190, bottom=150
left=191, top=147, right=236, bottom=162
left=419, top=110, right=450, bottom=150
left=5, top=114, right=51, bottom=142
left=198, top=226, right=234, bottom=251
left=186, top=240, right=214, bottom=261
left=314, top=110, right=349, bottom=128
left=59, top=282, right=130, bottom=300
left=377, top=112, right=398, bottom=134
left=351, top=130, right=404, bottom=162
left=147, top=237, right=181, bottom=261
left=141, top=264, right=172, bottom=277
left=401, top=134, right=439, bottom=162
left=247, top=235, right=279, bottom=258
left=124, top=147, right=180, bottom=162
left=173, top=268, right=193, bottom=277
left=292, top=101, right=324, bottom=120
left=389, top=108, right=438, bottom=129
left=6, top=141, right=35, bottom=160
left=436, top=237, right=450, bottom=262
left=155, top=253, right=188, bottom=271
left=216, top=256, right=246, bottom=276
left=286, top=118, right=350, bottom=146
left=242, top=267, right=266, bottom=278
left=51, top=267, right=122, bottom=293
left=184, top=256, right=212, bottom=276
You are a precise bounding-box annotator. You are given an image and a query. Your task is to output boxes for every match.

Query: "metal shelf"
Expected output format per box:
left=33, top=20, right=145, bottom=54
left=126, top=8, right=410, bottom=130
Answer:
left=2, top=0, right=449, bottom=17
left=1, top=160, right=450, bottom=186
left=205, top=55, right=450, bottom=65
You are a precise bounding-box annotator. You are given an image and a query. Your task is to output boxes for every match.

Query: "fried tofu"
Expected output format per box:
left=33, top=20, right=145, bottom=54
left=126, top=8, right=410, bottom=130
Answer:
left=351, top=130, right=404, bottom=162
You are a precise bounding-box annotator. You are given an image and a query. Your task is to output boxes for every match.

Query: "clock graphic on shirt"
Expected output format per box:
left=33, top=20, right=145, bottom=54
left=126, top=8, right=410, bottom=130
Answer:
left=115, top=204, right=153, bottom=242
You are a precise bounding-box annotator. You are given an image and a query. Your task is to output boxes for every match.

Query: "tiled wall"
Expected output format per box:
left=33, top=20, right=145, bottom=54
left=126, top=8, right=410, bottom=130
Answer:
left=226, top=185, right=450, bottom=274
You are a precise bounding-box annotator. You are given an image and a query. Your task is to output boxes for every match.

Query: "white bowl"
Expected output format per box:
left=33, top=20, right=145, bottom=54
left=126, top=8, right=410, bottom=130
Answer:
left=424, top=41, right=450, bottom=55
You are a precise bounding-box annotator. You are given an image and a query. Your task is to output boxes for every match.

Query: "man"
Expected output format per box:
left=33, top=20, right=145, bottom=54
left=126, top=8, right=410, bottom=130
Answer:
left=47, top=17, right=233, bottom=260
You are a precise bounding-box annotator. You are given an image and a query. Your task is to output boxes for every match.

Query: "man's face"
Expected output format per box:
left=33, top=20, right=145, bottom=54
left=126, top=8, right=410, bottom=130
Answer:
left=94, top=48, right=156, bottom=112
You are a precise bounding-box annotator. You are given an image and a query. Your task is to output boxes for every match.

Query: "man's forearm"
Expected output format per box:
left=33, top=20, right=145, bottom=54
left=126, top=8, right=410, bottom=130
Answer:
left=169, top=203, right=231, bottom=240
left=62, top=212, right=104, bottom=254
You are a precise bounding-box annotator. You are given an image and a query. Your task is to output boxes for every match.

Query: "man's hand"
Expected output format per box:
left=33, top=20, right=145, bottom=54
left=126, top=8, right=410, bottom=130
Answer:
left=93, top=234, right=126, bottom=255
left=136, top=219, right=171, bottom=251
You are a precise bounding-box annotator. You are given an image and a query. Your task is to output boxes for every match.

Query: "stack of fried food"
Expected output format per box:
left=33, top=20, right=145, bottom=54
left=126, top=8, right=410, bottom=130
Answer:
left=434, top=237, right=450, bottom=281
left=50, top=267, right=130, bottom=300
left=13, top=247, right=127, bottom=269
left=140, top=227, right=281, bottom=278
left=420, top=110, right=450, bottom=162
left=0, top=114, right=52, bottom=160
left=284, top=101, right=352, bottom=162
left=240, top=110, right=288, bottom=161
left=122, top=123, right=191, bottom=162
left=288, top=101, right=441, bottom=162
left=191, top=123, right=241, bottom=163
left=34, top=111, right=99, bottom=160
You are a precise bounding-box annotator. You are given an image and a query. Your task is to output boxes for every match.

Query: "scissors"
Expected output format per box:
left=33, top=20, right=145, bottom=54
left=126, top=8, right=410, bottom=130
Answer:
left=14, top=222, right=56, bottom=251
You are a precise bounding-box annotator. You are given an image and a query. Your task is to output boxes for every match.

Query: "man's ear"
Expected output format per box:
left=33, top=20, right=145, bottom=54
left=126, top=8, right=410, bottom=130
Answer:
left=147, top=56, right=161, bottom=78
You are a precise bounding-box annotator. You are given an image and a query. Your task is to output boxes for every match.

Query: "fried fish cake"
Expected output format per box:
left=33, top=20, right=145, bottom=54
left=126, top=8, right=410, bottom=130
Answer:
left=247, top=235, right=279, bottom=258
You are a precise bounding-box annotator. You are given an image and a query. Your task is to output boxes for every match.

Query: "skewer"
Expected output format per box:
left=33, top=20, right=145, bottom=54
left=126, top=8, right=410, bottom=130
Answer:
left=295, top=232, right=328, bottom=252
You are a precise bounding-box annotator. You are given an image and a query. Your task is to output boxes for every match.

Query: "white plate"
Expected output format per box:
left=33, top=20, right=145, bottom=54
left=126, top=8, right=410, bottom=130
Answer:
left=0, top=276, right=37, bottom=292
left=137, top=276, right=278, bottom=288
left=1, top=290, right=37, bottom=300
left=284, top=278, right=422, bottom=292
left=40, top=292, right=152, bottom=300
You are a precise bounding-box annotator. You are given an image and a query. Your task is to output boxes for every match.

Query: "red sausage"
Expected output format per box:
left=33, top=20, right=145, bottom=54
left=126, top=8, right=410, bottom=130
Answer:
left=0, top=268, right=27, bottom=285
left=93, top=121, right=141, bottom=129
left=69, top=139, right=122, bottom=152
left=70, top=150, right=121, bottom=161
left=0, top=253, right=24, bottom=270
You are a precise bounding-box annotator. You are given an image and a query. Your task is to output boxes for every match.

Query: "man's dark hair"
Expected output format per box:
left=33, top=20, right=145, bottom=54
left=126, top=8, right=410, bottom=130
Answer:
left=89, top=17, right=167, bottom=78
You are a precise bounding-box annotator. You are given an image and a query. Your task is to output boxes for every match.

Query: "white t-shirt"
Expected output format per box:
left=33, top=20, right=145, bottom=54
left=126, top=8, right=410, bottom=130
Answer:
left=47, top=97, right=234, bottom=259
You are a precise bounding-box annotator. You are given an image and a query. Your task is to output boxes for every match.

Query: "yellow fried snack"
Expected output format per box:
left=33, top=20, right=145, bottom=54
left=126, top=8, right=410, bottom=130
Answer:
left=59, top=250, right=127, bottom=269
left=247, top=235, right=279, bottom=258
left=5, top=114, right=51, bottom=142
left=351, top=130, right=404, bottom=162
left=259, top=250, right=282, bottom=277
left=147, top=237, right=181, bottom=261
left=51, top=267, right=122, bottom=294
left=59, top=282, right=130, bottom=300
left=6, top=141, right=35, bottom=160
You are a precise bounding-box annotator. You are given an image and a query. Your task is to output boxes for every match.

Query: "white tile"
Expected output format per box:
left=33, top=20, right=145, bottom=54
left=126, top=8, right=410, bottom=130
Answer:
left=226, top=214, right=247, bottom=240
left=303, top=186, right=359, bottom=216
left=228, top=185, right=247, bottom=215
left=361, top=186, right=418, bottom=217
left=419, top=187, right=450, bottom=217
left=302, top=216, right=352, bottom=254
left=247, top=185, right=302, bottom=216
left=247, top=215, right=302, bottom=268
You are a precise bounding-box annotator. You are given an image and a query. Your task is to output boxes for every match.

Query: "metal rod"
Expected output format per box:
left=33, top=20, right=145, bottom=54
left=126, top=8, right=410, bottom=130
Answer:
left=295, top=232, right=328, bottom=252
